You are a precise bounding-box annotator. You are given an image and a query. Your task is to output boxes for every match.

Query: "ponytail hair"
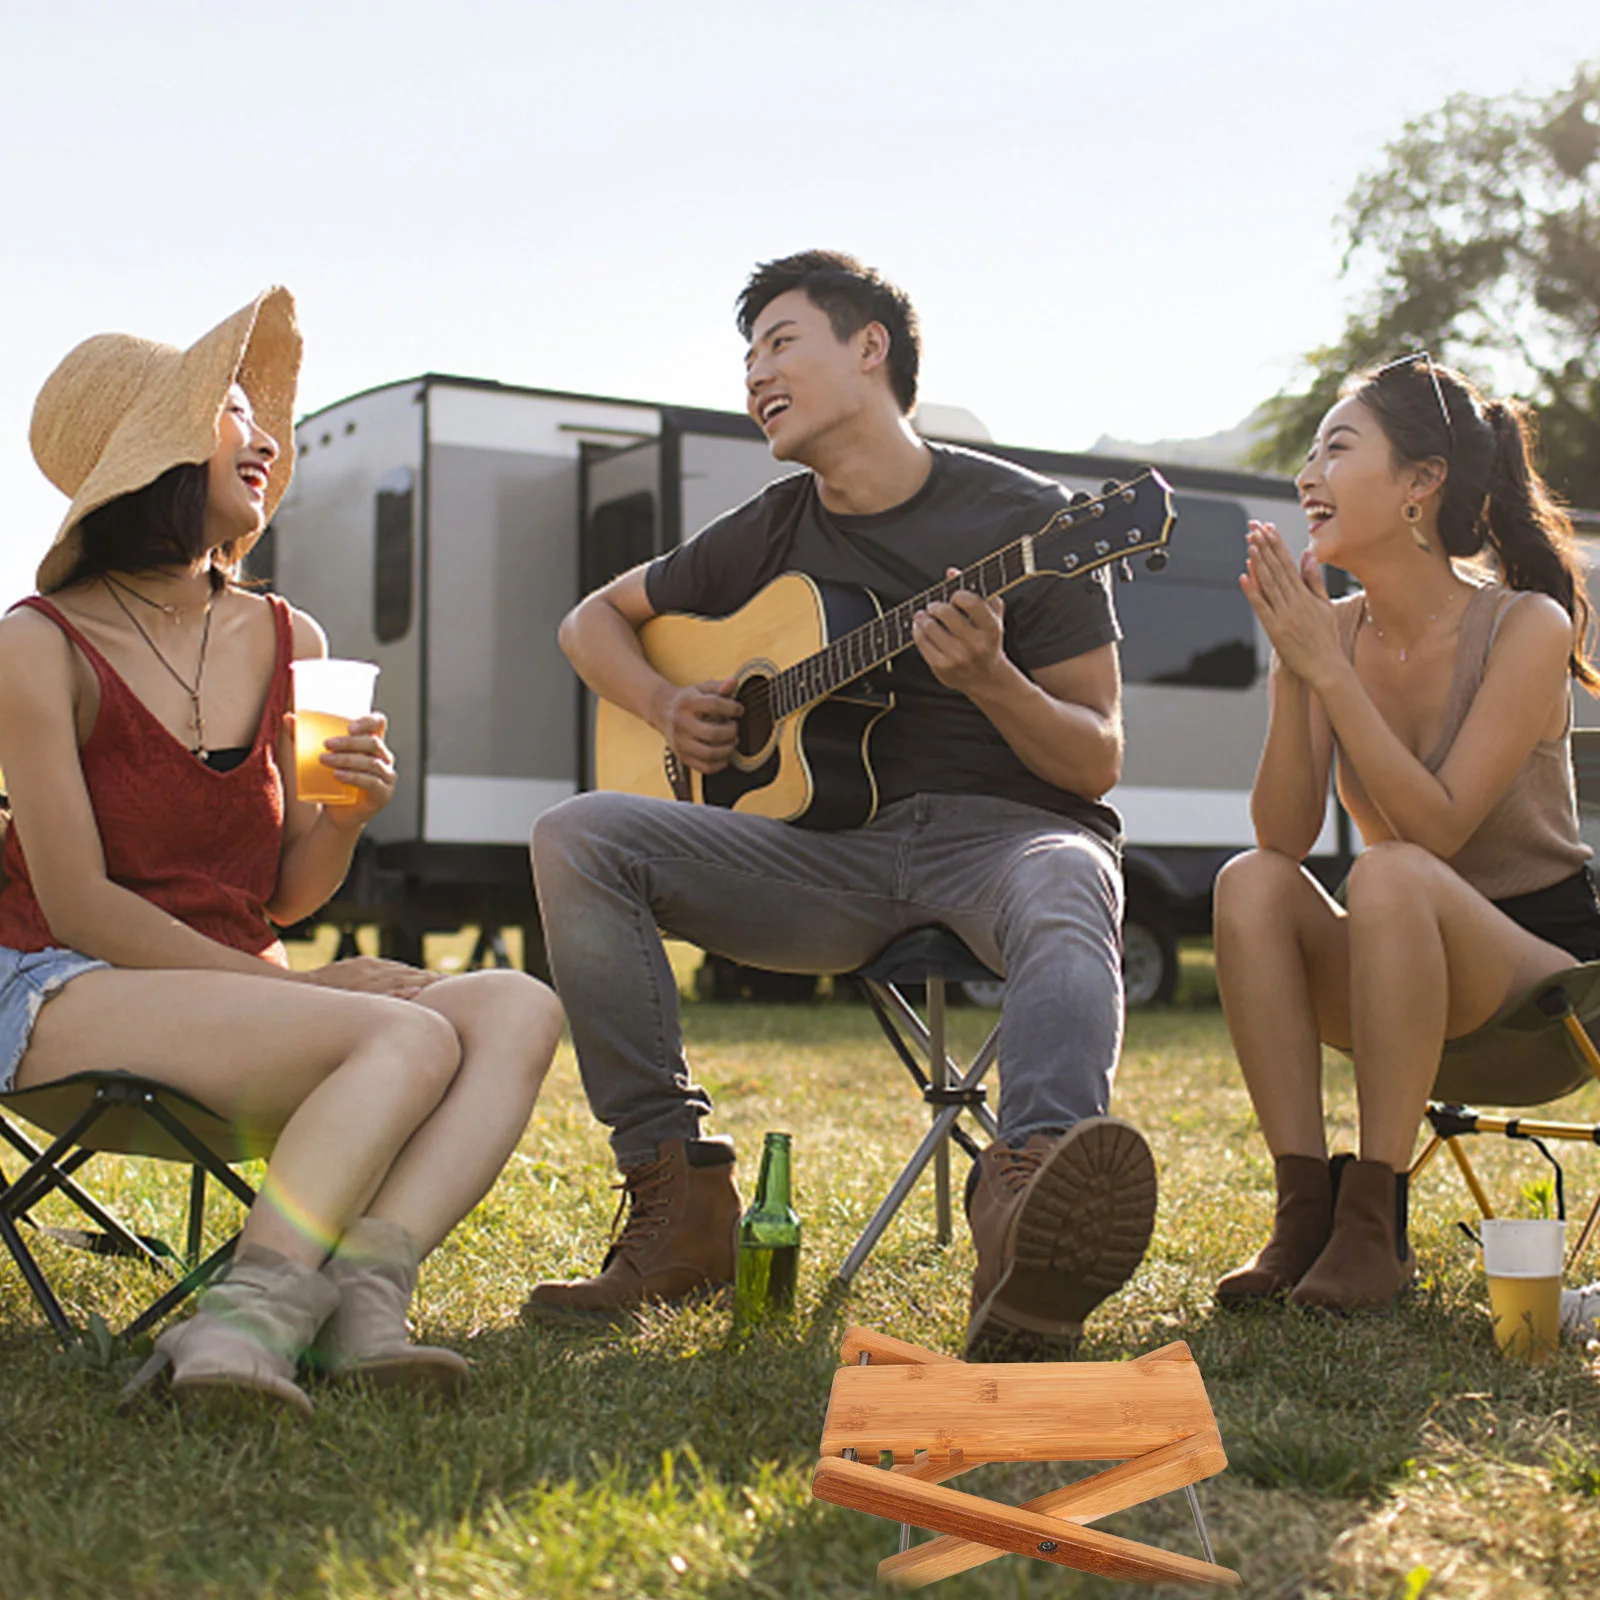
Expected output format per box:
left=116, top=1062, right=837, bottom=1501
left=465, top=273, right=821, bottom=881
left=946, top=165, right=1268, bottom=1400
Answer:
left=1352, top=359, right=1599, bottom=691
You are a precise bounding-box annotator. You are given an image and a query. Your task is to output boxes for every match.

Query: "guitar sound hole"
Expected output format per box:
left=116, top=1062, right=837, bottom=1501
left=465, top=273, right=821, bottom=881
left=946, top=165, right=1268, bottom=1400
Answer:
left=736, top=676, right=775, bottom=758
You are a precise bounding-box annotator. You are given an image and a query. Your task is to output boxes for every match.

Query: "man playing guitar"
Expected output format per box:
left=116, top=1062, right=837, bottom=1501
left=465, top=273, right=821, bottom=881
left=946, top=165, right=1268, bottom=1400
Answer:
left=526, top=250, right=1157, bottom=1359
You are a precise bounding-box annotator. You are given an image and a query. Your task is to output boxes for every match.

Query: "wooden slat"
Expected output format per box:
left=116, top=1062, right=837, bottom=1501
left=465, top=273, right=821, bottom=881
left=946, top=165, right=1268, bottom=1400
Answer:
left=812, top=1457, right=1240, bottom=1588
left=878, top=1431, right=1226, bottom=1587
left=820, top=1350, right=1215, bottom=1464
left=839, top=1325, right=961, bottom=1368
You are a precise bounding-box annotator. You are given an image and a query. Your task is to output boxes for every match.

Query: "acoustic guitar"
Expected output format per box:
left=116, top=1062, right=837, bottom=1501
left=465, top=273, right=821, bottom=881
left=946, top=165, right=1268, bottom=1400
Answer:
left=594, top=469, right=1176, bottom=830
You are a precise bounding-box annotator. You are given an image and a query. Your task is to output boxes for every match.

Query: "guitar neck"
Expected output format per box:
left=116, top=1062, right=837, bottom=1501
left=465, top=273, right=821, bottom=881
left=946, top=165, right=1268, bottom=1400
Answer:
left=769, top=535, right=1039, bottom=720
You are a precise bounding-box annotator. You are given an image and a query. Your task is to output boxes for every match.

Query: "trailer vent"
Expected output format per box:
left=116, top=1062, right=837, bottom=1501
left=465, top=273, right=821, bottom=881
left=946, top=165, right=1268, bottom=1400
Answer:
left=373, top=467, right=415, bottom=643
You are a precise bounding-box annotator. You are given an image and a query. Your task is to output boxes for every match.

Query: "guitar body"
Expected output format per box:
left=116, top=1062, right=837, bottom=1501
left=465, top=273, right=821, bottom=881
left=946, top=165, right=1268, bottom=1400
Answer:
left=592, top=470, right=1177, bottom=830
left=593, top=572, right=894, bottom=829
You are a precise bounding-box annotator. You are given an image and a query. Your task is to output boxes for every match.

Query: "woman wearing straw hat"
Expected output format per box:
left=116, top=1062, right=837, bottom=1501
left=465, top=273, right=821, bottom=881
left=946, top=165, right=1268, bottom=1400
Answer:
left=0, top=288, right=564, bottom=1414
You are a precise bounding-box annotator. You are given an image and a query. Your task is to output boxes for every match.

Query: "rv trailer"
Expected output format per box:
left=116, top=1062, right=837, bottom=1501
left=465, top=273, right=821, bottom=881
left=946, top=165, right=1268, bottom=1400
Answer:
left=260, top=371, right=1600, bottom=1004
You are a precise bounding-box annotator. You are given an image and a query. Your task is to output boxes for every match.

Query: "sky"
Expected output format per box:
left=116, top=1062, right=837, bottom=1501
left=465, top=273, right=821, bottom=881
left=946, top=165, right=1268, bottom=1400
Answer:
left=2, top=0, right=1597, bottom=608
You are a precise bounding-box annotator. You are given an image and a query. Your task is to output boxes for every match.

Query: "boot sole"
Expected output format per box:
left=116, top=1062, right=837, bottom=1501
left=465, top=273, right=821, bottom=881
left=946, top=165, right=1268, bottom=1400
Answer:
left=326, top=1354, right=470, bottom=1397
left=169, top=1375, right=315, bottom=1419
left=966, top=1117, right=1157, bottom=1362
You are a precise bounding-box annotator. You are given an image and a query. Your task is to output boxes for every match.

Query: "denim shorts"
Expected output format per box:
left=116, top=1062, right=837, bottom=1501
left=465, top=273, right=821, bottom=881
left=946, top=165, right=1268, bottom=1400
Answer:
left=0, top=946, right=110, bottom=1094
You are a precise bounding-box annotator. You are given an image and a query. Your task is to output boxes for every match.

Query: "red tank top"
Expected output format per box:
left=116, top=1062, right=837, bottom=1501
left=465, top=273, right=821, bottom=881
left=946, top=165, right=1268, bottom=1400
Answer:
left=0, top=594, right=293, bottom=965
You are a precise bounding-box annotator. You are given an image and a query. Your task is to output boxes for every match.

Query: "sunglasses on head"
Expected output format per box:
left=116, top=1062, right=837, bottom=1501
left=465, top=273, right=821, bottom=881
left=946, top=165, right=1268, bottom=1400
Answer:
left=1373, top=351, right=1454, bottom=453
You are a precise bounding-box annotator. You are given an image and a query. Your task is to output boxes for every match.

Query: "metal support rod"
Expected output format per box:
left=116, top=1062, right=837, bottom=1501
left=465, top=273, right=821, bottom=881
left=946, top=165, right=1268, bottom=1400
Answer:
left=1184, top=1484, right=1216, bottom=1566
left=930, top=978, right=951, bottom=1247
left=1445, top=1137, right=1496, bottom=1220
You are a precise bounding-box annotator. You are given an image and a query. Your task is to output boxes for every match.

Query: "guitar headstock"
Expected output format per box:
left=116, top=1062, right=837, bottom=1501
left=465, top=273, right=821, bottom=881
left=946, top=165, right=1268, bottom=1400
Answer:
left=1031, top=470, right=1176, bottom=580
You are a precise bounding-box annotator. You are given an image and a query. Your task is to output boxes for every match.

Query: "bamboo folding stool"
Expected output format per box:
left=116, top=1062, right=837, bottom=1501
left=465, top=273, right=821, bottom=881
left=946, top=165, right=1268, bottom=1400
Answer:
left=810, top=1325, right=1240, bottom=1589
left=1410, top=969, right=1600, bottom=1274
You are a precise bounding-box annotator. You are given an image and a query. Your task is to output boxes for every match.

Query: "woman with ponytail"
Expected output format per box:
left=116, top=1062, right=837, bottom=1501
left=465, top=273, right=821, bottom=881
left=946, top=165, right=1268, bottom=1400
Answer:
left=1212, top=354, right=1600, bottom=1313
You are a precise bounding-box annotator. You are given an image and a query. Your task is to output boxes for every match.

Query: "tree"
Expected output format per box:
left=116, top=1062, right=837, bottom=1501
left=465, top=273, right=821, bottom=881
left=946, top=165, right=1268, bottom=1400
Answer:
left=1252, top=64, right=1600, bottom=508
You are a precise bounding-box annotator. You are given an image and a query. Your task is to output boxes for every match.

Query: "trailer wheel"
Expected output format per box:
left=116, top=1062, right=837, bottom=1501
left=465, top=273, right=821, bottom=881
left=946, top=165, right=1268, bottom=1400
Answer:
left=1123, top=915, right=1178, bottom=1009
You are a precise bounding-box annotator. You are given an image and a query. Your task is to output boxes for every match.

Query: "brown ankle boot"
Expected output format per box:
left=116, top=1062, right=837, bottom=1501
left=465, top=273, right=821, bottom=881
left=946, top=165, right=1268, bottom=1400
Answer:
left=1216, top=1154, right=1337, bottom=1306
left=1289, top=1158, right=1416, bottom=1311
left=965, top=1117, right=1157, bottom=1362
left=521, top=1137, right=740, bottom=1324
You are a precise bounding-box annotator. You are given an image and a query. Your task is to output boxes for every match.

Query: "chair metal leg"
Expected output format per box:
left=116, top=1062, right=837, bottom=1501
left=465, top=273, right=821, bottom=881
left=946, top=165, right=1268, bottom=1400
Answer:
left=0, top=1117, right=174, bottom=1272
left=929, top=978, right=951, bottom=1247
left=0, top=1200, right=77, bottom=1340
left=121, top=1235, right=239, bottom=1341
left=186, top=1167, right=207, bottom=1268
left=837, top=1101, right=976, bottom=1284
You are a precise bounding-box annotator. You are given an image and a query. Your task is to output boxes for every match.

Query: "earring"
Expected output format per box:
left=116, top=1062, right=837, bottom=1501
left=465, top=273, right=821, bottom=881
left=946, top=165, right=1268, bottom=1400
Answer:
left=1403, top=502, right=1431, bottom=552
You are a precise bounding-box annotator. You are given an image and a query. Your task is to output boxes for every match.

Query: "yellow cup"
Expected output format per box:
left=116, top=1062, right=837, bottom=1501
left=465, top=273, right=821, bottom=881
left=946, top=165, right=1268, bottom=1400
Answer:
left=1482, top=1218, right=1564, bottom=1363
left=290, top=659, right=378, bottom=807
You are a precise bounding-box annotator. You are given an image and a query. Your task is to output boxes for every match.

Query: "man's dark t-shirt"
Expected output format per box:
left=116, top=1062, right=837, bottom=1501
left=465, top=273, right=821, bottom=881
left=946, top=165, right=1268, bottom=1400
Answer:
left=644, top=444, right=1123, bottom=844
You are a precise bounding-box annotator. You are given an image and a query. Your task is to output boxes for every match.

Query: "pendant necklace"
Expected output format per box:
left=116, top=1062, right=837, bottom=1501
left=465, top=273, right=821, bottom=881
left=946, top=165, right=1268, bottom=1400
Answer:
left=101, top=577, right=216, bottom=757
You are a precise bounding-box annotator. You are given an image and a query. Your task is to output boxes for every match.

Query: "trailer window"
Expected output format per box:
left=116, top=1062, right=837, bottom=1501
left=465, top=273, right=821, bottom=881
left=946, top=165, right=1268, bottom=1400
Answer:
left=1115, top=496, right=1257, bottom=689
left=585, top=491, right=657, bottom=593
left=373, top=468, right=414, bottom=644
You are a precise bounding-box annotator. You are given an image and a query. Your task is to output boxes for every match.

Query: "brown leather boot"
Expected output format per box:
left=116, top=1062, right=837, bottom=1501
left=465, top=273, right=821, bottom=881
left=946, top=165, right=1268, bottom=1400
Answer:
left=1289, top=1158, right=1416, bottom=1311
left=521, top=1137, right=740, bottom=1324
left=965, top=1117, right=1157, bottom=1362
left=1216, top=1154, right=1337, bottom=1306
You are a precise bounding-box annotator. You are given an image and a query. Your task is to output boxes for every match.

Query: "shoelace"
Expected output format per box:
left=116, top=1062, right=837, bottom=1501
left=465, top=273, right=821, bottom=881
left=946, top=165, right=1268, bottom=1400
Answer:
left=607, top=1158, right=674, bottom=1252
left=987, top=1144, right=1044, bottom=1198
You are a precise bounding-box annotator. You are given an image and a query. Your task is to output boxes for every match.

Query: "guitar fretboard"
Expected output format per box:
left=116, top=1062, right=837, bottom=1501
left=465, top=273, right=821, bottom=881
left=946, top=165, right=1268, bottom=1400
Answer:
left=768, top=538, right=1037, bottom=720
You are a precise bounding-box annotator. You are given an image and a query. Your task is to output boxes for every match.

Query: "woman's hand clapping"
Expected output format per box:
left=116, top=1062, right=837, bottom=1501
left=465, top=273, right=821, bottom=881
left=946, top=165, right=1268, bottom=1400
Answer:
left=1240, top=522, right=1343, bottom=689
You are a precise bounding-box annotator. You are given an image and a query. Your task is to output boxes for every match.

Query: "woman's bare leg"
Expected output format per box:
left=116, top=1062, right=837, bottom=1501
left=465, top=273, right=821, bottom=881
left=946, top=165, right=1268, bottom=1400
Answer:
left=360, top=969, right=564, bottom=1254
left=1214, top=849, right=1353, bottom=1158
left=1344, top=842, right=1574, bottom=1168
left=17, top=970, right=462, bottom=1267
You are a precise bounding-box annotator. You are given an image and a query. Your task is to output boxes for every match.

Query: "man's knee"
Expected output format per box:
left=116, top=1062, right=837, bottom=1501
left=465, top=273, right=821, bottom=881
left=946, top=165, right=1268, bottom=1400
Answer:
left=531, top=792, right=646, bottom=880
left=1002, top=833, right=1122, bottom=940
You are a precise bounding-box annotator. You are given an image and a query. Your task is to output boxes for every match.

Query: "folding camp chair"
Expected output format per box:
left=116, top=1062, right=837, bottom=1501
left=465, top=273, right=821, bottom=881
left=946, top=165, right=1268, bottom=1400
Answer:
left=811, top=1324, right=1240, bottom=1589
left=1410, top=963, right=1600, bottom=1273
left=0, top=1071, right=267, bottom=1342
left=835, top=928, right=1003, bottom=1285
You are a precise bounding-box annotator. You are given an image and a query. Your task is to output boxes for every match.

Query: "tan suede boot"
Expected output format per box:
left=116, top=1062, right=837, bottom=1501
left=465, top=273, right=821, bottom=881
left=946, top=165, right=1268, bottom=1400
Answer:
left=965, top=1117, right=1157, bottom=1362
left=313, top=1219, right=470, bottom=1396
left=521, top=1137, right=740, bottom=1324
left=1216, top=1154, right=1337, bottom=1306
left=1288, top=1158, right=1416, bottom=1311
left=130, top=1244, right=340, bottom=1417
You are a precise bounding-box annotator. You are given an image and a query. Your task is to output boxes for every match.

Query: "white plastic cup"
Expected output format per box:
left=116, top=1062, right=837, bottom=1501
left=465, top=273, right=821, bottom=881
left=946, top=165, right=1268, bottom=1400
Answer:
left=290, top=659, right=379, bottom=806
left=1481, top=1218, right=1564, bottom=1363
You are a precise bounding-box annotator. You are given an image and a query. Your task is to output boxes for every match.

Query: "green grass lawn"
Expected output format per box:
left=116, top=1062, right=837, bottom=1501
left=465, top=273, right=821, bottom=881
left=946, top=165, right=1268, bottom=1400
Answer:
left=4, top=957, right=1600, bottom=1598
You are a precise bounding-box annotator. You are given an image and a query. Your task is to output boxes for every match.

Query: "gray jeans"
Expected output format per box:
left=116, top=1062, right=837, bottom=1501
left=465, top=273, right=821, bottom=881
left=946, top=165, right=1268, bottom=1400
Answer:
left=530, top=791, right=1125, bottom=1166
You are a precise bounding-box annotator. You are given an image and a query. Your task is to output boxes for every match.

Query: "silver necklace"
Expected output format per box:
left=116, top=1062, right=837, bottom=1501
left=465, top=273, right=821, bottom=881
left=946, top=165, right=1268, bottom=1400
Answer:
left=102, top=571, right=209, bottom=619
left=101, top=577, right=216, bottom=757
left=1362, top=596, right=1457, bottom=664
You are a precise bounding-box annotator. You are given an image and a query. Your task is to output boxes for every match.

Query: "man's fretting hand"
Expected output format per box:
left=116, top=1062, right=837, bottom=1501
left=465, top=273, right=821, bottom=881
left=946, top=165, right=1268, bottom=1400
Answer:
left=912, top=569, right=1009, bottom=695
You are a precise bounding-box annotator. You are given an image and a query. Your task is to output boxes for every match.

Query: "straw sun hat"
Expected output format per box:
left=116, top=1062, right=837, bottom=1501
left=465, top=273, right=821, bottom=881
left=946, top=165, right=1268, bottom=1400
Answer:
left=28, top=287, right=302, bottom=593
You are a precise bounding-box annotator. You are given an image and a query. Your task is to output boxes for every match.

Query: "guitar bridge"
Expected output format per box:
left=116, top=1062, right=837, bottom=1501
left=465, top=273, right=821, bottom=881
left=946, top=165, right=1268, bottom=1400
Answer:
left=663, top=748, right=692, bottom=803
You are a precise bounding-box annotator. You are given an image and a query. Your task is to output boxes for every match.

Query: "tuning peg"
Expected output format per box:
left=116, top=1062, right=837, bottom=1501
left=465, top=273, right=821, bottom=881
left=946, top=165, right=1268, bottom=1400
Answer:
left=1070, top=491, right=1092, bottom=507
left=1117, top=558, right=1133, bottom=582
left=1101, top=479, right=1121, bottom=496
left=1144, top=551, right=1168, bottom=572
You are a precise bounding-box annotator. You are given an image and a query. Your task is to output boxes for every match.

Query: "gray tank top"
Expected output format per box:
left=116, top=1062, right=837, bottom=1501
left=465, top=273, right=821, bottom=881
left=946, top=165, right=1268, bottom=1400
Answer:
left=1333, top=582, right=1589, bottom=899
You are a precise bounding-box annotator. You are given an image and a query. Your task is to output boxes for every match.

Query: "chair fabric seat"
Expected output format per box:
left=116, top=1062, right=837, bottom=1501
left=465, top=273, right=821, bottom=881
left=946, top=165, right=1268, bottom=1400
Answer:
left=850, top=926, right=1001, bottom=987
left=0, top=1071, right=263, bottom=1164
left=1430, top=962, right=1600, bottom=1108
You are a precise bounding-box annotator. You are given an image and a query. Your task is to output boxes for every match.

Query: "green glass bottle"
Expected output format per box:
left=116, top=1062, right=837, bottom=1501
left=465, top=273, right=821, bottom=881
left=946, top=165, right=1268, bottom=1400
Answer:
left=734, top=1132, right=801, bottom=1324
